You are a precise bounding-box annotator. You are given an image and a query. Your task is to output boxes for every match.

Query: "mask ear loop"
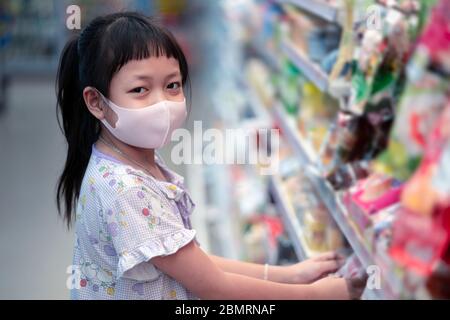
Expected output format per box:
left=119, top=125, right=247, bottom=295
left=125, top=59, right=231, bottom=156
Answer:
left=95, top=89, right=109, bottom=110
left=95, top=89, right=118, bottom=130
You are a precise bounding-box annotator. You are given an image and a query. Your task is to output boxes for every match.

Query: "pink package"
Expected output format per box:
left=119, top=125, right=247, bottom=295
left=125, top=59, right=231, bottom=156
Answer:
left=352, top=184, right=404, bottom=215
left=336, top=254, right=365, bottom=279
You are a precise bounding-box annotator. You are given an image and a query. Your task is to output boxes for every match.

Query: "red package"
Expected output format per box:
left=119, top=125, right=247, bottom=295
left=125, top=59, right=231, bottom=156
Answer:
left=390, top=207, right=447, bottom=276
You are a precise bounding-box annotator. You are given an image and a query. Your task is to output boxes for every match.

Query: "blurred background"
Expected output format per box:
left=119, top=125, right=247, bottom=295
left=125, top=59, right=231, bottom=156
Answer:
left=1, top=0, right=449, bottom=300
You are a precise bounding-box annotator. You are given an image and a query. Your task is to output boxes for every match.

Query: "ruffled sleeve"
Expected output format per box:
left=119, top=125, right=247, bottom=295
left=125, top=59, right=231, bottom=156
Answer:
left=104, top=185, right=197, bottom=281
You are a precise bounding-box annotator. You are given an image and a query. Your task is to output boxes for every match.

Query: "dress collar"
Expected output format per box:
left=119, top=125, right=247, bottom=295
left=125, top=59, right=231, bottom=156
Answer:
left=91, top=144, right=191, bottom=206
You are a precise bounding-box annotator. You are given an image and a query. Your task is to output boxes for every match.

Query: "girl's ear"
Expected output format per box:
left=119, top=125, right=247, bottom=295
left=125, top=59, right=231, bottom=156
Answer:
left=83, top=86, right=105, bottom=120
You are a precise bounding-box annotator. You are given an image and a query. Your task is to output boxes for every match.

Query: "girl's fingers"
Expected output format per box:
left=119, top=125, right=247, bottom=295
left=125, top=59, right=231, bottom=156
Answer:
left=315, top=251, right=344, bottom=262
left=337, top=257, right=346, bottom=266
left=313, top=251, right=337, bottom=261
left=318, top=260, right=343, bottom=275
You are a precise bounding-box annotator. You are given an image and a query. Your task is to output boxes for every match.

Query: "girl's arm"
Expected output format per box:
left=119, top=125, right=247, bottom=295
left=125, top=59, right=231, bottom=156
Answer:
left=151, top=241, right=352, bottom=300
left=209, top=254, right=290, bottom=283
left=209, top=252, right=345, bottom=284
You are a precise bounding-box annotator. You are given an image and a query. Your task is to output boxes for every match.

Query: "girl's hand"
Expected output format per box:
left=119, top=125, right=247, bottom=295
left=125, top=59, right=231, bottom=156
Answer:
left=285, top=251, right=346, bottom=284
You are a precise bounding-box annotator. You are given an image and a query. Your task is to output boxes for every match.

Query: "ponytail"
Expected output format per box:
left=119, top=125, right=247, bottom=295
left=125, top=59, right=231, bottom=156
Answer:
left=55, top=36, right=100, bottom=228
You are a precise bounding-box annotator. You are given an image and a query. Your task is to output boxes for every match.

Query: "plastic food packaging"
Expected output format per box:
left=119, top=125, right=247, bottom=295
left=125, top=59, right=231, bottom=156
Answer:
left=303, top=210, right=328, bottom=252
left=326, top=160, right=370, bottom=191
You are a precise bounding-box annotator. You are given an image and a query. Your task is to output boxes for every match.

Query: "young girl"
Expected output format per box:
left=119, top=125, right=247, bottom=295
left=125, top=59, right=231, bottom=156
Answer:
left=56, top=12, right=365, bottom=300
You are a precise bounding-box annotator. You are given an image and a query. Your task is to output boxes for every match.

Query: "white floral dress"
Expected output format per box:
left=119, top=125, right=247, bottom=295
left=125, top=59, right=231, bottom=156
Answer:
left=70, top=144, right=198, bottom=300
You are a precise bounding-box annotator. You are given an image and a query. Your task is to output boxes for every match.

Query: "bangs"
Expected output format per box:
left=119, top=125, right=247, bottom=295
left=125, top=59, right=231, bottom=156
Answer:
left=98, top=15, right=187, bottom=85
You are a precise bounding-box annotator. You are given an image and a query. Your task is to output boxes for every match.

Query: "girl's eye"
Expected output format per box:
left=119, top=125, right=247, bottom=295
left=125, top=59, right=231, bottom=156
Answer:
left=167, top=82, right=181, bottom=91
left=130, top=87, right=147, bottom=94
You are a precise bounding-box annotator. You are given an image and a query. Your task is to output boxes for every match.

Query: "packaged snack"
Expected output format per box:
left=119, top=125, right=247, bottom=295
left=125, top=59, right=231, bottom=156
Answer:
left=278, top=60, right=302, bottom=115
left=326, top=160, right=370, bottom=190
left=357, top=174, right=403, bottom=208
left=327, top=221, right=346, bottom=251
left=303, top=209, right=329, bottom=252
left=343, top=173, right=403, bottom=233
left=401, top=101, right=450, bottom=216
left=389, top=97, right=450, bottom=275
left=334, top=110, right=373, bottom=162
left=329, top=0, right=355, bottom=81
left=390, top=206, right=447, bottom=276
left=368, top=203, right=399, bottom=254
left=389, top=78, right=450, bottom=283
left=372, top=0, right=450, bottom=180
left=335, top=253, right=365, bottom=279
left=333, top=1, right=425, bottom=166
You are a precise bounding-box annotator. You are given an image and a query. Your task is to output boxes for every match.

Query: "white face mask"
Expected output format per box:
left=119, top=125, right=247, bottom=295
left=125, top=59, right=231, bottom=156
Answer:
left=98, top=92, right=187, bottom=149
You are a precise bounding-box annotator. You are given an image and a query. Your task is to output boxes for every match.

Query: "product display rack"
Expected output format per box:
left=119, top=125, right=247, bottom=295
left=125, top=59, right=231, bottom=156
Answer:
left=253, top=53, right=402, bottom=300
left=255, top=80, right=397, bottom=299
left=249, top=75, right=395, bottom=298
left=281, top=39, right=330, bottom=92
left=270, top=175, right=311, bottom=261
left=238, top=0, right=446, bottom=299
left=276, top=0, right=342, bottom=24
left=281, top=39, right=352, bottom=98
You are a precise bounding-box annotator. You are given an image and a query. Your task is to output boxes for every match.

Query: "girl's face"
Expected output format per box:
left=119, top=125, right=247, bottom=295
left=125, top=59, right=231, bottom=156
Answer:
left=108, top=55, right=184, bottom=108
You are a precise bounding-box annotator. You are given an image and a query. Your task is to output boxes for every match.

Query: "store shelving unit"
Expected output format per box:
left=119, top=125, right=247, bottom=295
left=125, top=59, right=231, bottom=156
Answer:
left=275, top=0, right=353, bottom=99
left=281, top=39, right=329, bottom=91
left=272, top=102, right=319, bottom=165
left=270, top=175, right=314, bottom=261
left=246, top=84, right=273, bottom=125
left=271, top=103, right=397, bottom=299
left=281, top=39, right=351, bottom=98
left=249, top=89, right=396, bottom=298
left=276, top=0, right=341, bottom=24
left=248, top=81, right=388, bottom=297
left=249, top=39, right=282, bottom=73
left=242, top=0, right=444, bottom=300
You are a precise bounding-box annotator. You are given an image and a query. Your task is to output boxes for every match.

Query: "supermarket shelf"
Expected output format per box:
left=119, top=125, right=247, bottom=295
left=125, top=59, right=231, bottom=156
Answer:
left=277, top=0, right=340, bottom=24
left=307, top=172, right=390, bottom=300
left=270, top=101, right=396, bottom=299
left=281, top=39, right=352, bottom=98
left=271, top=103, right=318, bottom=165
left=270, top=175, right=319, bottom=261
left=247, top=84, right=272, bottom=125
left=249, top=39, right=282, bottom=73
left=312, top=173, right=374, bottom=266
left=281, top=39, right=329, bottom=92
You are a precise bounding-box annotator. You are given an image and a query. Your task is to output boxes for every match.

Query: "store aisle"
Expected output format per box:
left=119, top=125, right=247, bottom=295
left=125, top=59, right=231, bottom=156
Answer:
left=0, top=77, right=74, bottom=299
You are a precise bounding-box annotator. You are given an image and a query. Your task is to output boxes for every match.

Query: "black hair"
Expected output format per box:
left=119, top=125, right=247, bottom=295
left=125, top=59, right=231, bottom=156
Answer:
left=56, top=12, right=190, bottom=228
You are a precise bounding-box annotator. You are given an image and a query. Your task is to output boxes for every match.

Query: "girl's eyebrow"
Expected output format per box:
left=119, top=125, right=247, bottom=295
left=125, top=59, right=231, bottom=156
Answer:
left=131, top=71, right=180, bottom=81
left=132, top=74, right=153, bottom=81
left=165, top=71, right=181, bottom=80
